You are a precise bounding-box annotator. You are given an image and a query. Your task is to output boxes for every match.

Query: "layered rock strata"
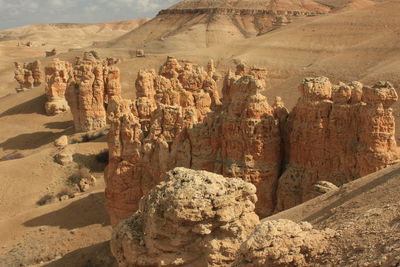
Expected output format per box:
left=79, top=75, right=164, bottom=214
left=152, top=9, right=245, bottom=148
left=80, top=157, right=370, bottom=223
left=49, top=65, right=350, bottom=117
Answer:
left=44, top=58, right=72, bottom=115
left=276, top=78, right=399, bottom=210
left=111, top=167, right=260, bottom=267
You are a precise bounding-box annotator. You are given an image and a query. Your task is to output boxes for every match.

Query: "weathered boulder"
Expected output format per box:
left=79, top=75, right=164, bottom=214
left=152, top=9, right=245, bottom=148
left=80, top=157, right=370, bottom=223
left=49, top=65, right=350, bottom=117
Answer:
left=44, top=59, right=72, bottom=115
left=54, top=135, right=69, bottom=148
left=234, top=219, right=335, bottom=267
left=111, top=167, right=259, bottom=267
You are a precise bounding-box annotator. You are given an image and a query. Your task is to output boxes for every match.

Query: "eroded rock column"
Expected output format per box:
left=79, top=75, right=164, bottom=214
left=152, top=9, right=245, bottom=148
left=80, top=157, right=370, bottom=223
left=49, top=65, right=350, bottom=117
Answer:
left=44, top=58, right=72, bottom=115
left=276, top=77, right=399, bottom=211
left=66, top=53, right=108, bottom=132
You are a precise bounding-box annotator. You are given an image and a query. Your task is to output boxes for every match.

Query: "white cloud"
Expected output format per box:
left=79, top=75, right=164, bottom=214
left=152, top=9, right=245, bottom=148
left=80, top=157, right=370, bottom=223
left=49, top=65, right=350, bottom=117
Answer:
left=0, top=0, right=180, bottom=30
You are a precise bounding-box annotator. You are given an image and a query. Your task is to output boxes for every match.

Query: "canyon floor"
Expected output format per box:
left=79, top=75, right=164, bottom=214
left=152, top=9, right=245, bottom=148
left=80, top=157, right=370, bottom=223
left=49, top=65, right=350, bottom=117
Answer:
left=1, top=1, right=400, bottom=266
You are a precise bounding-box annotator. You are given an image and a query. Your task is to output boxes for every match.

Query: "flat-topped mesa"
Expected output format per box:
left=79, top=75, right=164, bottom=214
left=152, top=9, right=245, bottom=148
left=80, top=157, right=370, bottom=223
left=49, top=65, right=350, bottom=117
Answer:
left=111, top=168, right=260, bottom=267
left=66, top=52, right=122, bottom=132
left=158, top=8, right=328, bottom=17
left=44, top=58, right=72, bottom=115
left=14, top=60, right=43, bottom=90
left=276, top=77, right=399, bottom=211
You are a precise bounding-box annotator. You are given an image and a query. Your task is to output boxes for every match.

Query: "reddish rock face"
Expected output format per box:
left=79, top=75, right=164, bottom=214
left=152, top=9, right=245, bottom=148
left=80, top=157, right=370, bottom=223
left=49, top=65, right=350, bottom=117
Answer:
left=66, top=52, right=122, bottom=132
left=105, top=60, right=399, bottom=226
left=276, top=77, right=399, bottom=211
left=105, top=57, right=221, bottom=225
left=14, top=60, right=43, bottom=90
left=173, top=72, right=285, bottom=217
left=105, top=59, right=284, bottom=224
left=104, top=57, right=122, bottom=104
left=44, top=58, right=72, bottom=115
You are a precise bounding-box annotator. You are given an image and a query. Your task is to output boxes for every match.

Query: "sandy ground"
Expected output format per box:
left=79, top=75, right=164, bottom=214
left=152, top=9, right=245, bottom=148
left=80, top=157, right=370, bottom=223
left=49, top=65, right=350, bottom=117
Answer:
left=0, top=1, right=399, bottom=266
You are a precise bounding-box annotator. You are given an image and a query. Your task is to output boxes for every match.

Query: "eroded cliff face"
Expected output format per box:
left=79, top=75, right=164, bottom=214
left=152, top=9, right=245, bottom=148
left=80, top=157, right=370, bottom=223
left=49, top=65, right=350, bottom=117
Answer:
left=105, top=59, right=399, bottom=226
left=44, top=58, right=72, bottom=115
left=173, top=71, right=285, bottom=217
left=105, top=57, right=221, bottom=225
left=66, top=52, right=122, bottom=132
left=276, top=78, right=399, bottom=211
left=106, top=60, right=286, bottom=224
left=111, top=167, right=260, bottom=267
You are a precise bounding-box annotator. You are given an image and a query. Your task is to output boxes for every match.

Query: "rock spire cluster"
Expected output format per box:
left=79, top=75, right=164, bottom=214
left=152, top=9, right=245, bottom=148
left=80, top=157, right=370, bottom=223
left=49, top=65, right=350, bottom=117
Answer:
left=105, top=58, right=399, bottom=226
left=14, top=60, right=42, bottom=91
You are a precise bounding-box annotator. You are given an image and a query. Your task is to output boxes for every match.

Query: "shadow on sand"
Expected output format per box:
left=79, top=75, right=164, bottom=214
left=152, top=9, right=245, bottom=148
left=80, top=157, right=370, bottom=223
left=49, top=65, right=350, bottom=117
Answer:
left=24, top=192, right=110, bottom=230
left=44, top=120, right=74, bottom=130
left=73, top=153, right=107, bottom=172
left=43, top=241, right=117, bottom=267
left=0, top=131, right=67, bottom=150
left=0, top=94, right=47, bottom=117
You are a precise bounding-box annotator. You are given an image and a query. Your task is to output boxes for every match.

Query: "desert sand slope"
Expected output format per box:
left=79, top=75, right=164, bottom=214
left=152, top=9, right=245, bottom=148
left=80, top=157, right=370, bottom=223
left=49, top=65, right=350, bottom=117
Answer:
left=0, top=19, right=149, bottom=48
left=267, top=163, right=400, bottom=266
left=103, top=0, right=332, bottom=51
left=175, top=1, right=400, bottom=120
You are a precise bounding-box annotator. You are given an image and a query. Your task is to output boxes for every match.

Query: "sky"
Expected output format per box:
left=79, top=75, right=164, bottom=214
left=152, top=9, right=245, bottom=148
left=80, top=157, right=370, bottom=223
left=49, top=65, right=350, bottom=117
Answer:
left=0, top=0, right=180, bottom=30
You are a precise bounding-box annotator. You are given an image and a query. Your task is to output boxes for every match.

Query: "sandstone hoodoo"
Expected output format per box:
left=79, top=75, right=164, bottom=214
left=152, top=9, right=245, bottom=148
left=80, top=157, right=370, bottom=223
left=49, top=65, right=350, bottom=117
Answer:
left=105, top=59, right=288, bottom=224
left=105, top=59, right=399, bottom=226
left=66, top=52, right=122, bottom=132
left=276, top=77, right=399, bottom=211
left=44, top=58, right=72, bottom=115
left=105, top=56, right=220, bottom=225
left=111, top=167, right=260, bottom=267
left=14, top=60, right=42, bottom=91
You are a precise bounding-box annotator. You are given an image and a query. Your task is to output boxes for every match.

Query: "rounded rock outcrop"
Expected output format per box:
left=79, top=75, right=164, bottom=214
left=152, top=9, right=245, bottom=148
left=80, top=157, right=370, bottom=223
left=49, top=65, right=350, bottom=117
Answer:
left=111, top=167, right=260, bottom=267
left=234, top=219, right=335, bottom=267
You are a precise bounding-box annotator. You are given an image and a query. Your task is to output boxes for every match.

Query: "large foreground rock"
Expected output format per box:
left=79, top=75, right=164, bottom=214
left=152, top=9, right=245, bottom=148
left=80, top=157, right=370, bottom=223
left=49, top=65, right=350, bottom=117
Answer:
left=111, top=167, right=260, bottom=267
